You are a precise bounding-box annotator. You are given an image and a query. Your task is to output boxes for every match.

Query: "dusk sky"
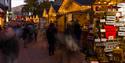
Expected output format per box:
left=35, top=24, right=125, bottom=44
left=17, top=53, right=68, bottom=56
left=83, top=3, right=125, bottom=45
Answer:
left=12, top=0, right=25, bottom=7
left=11, top=0, right=55, bottom=7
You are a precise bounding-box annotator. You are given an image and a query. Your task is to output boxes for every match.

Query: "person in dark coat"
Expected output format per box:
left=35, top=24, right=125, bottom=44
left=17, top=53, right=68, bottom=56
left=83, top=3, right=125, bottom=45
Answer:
left=46, top=22, right=57, bottom=56
left=22, top=24, right=31, bottom=48
left=72, top=20, right=82, bottom=47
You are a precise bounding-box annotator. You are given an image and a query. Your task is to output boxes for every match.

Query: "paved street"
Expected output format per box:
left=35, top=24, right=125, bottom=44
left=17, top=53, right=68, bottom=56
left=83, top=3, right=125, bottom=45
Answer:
left=0, top=31, right=88, bottom=63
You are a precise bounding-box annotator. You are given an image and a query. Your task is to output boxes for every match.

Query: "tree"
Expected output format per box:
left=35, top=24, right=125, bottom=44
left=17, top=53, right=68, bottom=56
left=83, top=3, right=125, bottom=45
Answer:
left=22, top=0, right=51, bottom=16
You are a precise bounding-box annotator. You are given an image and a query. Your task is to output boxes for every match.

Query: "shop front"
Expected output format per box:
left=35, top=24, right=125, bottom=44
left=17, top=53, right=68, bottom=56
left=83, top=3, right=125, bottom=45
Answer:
left=0, top=8, right=5, bottom=27
left=93, top=0, right=125, bottom=62
left=57, top=0, right=91, bottom=32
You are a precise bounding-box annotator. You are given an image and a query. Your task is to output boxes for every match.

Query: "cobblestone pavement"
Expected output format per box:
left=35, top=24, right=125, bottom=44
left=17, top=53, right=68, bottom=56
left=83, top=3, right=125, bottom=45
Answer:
left=0, top=31, right=89, bottom=63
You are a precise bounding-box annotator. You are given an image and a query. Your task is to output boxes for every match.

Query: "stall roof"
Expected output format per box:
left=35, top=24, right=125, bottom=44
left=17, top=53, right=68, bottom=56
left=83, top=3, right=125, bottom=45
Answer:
left=58, top=0, right=81, bottom=13
left=48, top=5, right=56, bottom=16
left=58, top=0, right=91, bottom=14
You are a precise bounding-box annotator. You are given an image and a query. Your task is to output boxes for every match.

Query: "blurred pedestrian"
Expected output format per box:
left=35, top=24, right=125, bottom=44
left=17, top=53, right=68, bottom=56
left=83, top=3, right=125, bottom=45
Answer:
left=72, top=20, right=82, bottom=47
left=22, top=24, right=30, bottom=48
left=46, top=22, right=57, bottom=56
left=1, top=27, right=19, bottom=63
left=34, top=25, right=38, bottom=41
left=65, top=22, right=80, bottom=52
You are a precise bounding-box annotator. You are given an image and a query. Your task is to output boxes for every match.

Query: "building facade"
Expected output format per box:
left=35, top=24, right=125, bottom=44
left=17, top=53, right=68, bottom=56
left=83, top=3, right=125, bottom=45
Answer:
left=0, top=0, right=11, bottom=11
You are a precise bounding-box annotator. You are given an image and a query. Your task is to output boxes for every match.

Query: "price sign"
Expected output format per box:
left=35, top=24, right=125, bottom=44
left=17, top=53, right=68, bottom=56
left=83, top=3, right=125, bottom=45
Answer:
left=119, top=27, right=125, bottom=31
left=119, top=18, right=125, bottom=22
left=100, top=19, right=105, bottom=22
left=95, top=39, right=100, bottom=42
left=118, top=32, right=125, bottom=36
left=104, top=42, right=119, bottom=52
left=95, top=42, right=106, bottom=46
left=106, top=16, right=116, bottom=20
left=100, top=29, right=106, bottom=32
left=106, top=21, right=115, bottom=25
left=115, top=22, right=124, bottom=26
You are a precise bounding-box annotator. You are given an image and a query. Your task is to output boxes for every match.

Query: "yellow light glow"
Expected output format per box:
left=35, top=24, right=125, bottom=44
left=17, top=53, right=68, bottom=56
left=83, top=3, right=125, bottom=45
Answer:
left=104, top=2, right=107, bottom=4
left=48, top=5, right=56, bottom=17
left=98, top=2, right=101, bottom=4
left=43, top=9, right=48, bottom=18
left=58, top=0, right=81, bottom=14
left=30, top=16, right=32, bottom=20
left=34, top=15, right=39, bottom=23
left=116, top=46, right=120, bottom=49
left=0, top=17, right=2, bottom=25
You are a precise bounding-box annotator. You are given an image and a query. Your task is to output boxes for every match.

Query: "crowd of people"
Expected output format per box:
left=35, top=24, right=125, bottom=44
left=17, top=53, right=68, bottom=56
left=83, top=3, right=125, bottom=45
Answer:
left=0, top=18, right=84, bottom=63
left=0, top=20, right=38, bottom=63
left=46, top=20, right=82, bottom=56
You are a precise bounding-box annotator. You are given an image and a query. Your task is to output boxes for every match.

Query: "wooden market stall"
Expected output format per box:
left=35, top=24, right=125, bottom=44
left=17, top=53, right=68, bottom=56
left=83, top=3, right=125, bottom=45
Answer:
left=57, top=0, right=91, bottom=32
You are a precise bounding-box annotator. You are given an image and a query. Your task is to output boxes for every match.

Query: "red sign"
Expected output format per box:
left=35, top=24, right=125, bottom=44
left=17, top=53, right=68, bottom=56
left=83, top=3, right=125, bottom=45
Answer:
left=104, top=25, right=116, bottom=40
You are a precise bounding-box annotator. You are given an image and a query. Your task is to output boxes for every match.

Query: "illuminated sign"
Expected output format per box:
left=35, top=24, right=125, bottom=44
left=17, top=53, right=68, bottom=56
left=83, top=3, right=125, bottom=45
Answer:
left=104, top=25, right=116, bottom=40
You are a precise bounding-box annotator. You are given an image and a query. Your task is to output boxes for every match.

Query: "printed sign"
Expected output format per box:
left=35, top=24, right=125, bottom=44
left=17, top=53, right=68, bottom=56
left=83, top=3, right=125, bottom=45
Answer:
left=104, top=42, right=119, bottom=52
left=100, top=19, right=105, bottom=22
left=118, top=32, right=125, bottom=36
left=119, top=18, right=125, bottom=22
left=101, top=38, right=107, bottom=42
left=100, top=29, right=106, bottom=32
left=95, top=39, right=100, bottom=42
left=106, top=21, right=115, bottom=25
left=106, top=16, right=116, bottom=21
left=95, top=42, right=106, bottom=46
left=115, top=22, right=124, bottom=26
left=119, top=27, right=125, bottom=31
left=95, top=38, right=107, bottom=42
